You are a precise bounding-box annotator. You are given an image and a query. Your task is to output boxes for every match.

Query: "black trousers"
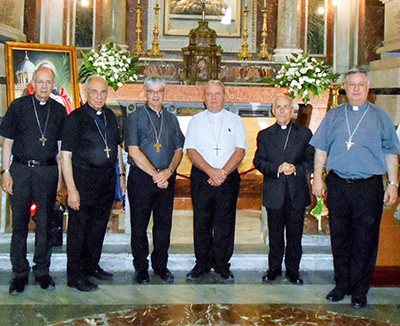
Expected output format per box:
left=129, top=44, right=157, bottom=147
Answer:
left=326, top=172, right=384, bottom=296
left=128, top=167, right=176, bottom=272
left=191, top=166, right=240, bottom=273
left=266, top=185, right=305, bottom=274
left=67, top=164, right=115, bottom=281
left=9, top=162, right=58, bottom=278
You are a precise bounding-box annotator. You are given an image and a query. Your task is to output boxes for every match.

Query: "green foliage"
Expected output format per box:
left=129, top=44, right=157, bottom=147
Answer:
left=265, top=53, right=338, bottom=104
left=53, top=54, right=71, bottom=90
left=78, top=42, right=139, bottom=91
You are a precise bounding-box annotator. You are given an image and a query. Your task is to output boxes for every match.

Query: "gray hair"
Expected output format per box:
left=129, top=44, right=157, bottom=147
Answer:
left=273, top=94, right=297, bottom=109
left=204, top=79, right=226, bottom=94
left=32, top=66, right=56, bottom=83
left=345, top=67, right=370, bottom=85
left=144, top=76, right=166, bottom=90
left=85, top=75, right=107, bottom=90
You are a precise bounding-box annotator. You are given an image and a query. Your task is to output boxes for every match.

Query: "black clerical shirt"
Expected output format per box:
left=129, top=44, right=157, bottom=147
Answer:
left=0, top=95, right=67, bottom=160
left=61, top=103, right=121, bottom=168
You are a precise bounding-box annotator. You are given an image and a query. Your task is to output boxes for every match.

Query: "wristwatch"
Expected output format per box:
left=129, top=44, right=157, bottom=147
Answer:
left=388, top=181, right=399, bottom=187
left=1, top=169, right=9, bottom=175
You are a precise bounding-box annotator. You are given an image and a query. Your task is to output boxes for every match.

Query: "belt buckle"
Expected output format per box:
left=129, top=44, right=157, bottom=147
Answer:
left=27, top=160, right=35, bottom=167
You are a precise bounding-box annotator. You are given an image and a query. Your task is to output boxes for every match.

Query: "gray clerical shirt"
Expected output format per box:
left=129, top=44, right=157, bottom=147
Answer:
left=125, top=105, right=184, bottom=170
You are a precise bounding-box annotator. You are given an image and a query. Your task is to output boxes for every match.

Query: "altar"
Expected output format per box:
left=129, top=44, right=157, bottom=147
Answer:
left=102, top=84, right=330, bottom=211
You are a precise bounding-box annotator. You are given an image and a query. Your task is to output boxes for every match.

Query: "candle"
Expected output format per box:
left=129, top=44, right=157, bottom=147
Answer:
left=264, top=0, right=266, bottom=7
left=244, top=0, right=247, bottom=7
left=138, top=0, right=140, bottom=4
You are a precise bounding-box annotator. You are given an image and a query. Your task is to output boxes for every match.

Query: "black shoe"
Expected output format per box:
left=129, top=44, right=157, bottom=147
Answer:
left=286, top=271, right=303, bottom=285
left=9, top=276, right=29, bottom=295
left=154, top=268, right=174, bottom=282
left=351, top=294, right=367, bottom=309
left=35, top=274, right=55, bottom=290
left=262, top=269, right=282, bottom=282
left=135, top=270, right=150, bottom=284
left=186, top=267, right=209, bottom=281
left=88, top=268, right=113, bottom=280
left=67, top=278, right=98, bottom=292
left=326, top=287, right=346, bottom=302
left=217, top=269, right=234, bottom=282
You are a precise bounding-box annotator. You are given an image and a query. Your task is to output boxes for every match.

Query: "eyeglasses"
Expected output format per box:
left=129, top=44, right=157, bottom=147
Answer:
left=147, top=89, right=165, bottom=95
left=346, top=82, right=367, bottom=88
left=35, top=80, right=53, bottom=86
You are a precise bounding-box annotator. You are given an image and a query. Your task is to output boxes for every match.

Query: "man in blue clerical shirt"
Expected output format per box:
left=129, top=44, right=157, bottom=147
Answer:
left=310, top=67, right=400, bottom=308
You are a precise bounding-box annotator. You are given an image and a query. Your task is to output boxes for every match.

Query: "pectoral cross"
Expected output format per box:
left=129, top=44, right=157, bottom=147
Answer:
left=346, top=138, right=354, bottom=150
left=155, top=141, right=162, bottom=153
left=39, top=135, right=47, bottom=147
left=214, top=146, right=221, bottom=156
left=104, top=146, right=111, bottom=158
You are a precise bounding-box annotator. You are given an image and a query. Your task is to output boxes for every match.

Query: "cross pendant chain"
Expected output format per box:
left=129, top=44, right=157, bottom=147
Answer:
left=93, top=114, right=110, bottom=159
left=214, top=146, right=221, bottom=156
left=104, top=146, right=111, bottom=158
left=39, top=135, right=47, bottom=147
left=155, top=141, right=162, bottom=153
left=32, top=96, right=50, bottom=148
left=344, top=103, right=370, bottom=151
left=346, top=138, right=354, bottom=150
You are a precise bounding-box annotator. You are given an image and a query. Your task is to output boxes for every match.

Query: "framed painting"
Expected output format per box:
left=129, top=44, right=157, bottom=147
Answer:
left=148, top=0, right=256, bottom=53
left=164, top=0, right=240, bottom=37
left=4, top=42, right=80, bottom=110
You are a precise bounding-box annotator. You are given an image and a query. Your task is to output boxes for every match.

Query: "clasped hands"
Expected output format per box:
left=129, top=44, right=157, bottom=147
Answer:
left=278, top=162, right=296, bottom=175
left=207, top=168, right=227, bottom=187
left=153, top=169, right=171, bottom=189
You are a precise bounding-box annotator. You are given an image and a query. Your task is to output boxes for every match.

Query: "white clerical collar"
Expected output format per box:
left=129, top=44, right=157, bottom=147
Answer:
left=349, top=102, right=369, bottom=111
left=281, top=124, right=287, bottom=130
left=39, top=101, right=47, bottom=106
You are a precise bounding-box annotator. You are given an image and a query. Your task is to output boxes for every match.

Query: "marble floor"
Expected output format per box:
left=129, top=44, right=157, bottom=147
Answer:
left=0, top=210, right=399, bottom=325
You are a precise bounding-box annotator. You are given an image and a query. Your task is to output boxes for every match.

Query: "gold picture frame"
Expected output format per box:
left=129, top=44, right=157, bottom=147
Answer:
left=164, top=0, right=241, bottom=37
left=5, top=42, right=80, bottom=110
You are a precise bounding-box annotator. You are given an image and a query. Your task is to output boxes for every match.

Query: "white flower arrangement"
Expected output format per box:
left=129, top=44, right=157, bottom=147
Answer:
left=266, top=53, right=338, bottom=104
left=78, top=42, right=139, bottom=91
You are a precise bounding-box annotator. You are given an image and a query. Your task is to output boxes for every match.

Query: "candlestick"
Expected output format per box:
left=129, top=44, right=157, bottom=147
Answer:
left=133, top=1, right=146, bottom=57
left=237, top=5, right=252, bottom=60
left=257, top=8, right=273, bottom=60
left=148, top=3, right=163, bottom=57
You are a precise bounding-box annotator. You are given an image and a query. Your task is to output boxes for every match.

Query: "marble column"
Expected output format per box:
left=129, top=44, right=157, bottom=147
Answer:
left=273, top=0, right=303, bottom=63
left=370, top=0, right=400, bottom=124
left=101, top=0, right=128, bottom=49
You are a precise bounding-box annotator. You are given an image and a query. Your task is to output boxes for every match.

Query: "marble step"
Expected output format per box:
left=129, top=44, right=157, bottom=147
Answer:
left=0, top=234, right=332, bottom=254
left=0, top=252, right=334, bottom=272
left=0, top=233, right=334, bottom=271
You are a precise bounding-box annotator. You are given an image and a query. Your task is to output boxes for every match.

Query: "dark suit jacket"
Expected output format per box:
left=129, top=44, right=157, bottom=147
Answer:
left=253, top=122, right=314, bottom=210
